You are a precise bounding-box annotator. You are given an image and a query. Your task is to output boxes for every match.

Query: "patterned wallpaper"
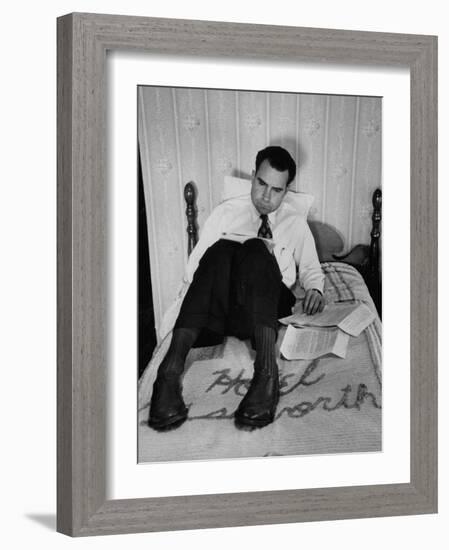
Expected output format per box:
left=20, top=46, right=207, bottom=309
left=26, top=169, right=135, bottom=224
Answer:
left=138, top=86, right=381, bottom=333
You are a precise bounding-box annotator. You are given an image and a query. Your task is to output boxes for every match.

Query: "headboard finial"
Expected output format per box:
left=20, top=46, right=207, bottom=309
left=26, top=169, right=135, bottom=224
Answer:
left=371, top=189, right=382, bottom=238
left=184, top=182, right=198, bottom=255
left=369, top=188, right=382, bottom=278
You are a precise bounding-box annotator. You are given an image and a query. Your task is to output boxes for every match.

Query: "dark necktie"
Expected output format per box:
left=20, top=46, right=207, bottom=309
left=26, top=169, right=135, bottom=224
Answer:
left=257, top=214, right=272, bottom=239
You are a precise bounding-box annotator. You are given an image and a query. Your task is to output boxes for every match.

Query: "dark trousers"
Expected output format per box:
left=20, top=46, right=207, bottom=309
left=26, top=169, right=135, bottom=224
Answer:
left=174, top=238, right=296, bottom=348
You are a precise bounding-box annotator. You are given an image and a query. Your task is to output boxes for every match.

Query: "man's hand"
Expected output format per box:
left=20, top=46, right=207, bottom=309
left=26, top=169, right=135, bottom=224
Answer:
left=303, top=289, right=325, bottom=315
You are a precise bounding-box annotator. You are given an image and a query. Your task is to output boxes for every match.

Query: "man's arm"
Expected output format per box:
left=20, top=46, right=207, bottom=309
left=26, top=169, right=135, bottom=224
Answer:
left=293, top=219, right=325, bottom=315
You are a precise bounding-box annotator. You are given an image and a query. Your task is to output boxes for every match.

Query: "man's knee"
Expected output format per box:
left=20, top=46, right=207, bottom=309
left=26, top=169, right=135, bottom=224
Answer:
left=234, top=239, right=281, bottom=291
left=241, top=238, right=269, bottom=255
left=241, top=239, right=279, bottom=272
left=199, top=239, right=240, bottom=267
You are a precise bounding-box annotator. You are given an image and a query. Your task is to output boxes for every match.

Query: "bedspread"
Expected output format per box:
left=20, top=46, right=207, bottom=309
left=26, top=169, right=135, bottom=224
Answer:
left=138, top=262, right=382, bottom=463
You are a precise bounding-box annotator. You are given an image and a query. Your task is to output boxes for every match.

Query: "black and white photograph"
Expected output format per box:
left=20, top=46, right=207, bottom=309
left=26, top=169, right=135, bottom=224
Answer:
left=137, top=85, right=382, bottom=463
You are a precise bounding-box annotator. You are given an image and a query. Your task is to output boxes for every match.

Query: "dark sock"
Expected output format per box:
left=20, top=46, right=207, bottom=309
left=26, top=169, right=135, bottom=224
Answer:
left=157, top=327, right=200, bottom=378
left=253, top=325, right=277, bottom=376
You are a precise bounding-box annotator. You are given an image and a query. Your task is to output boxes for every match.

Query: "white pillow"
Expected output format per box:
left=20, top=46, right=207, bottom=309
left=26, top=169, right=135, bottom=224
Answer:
left=222, top=175, right=314, bottom=218
left=222, top=175, right=252, bottom=200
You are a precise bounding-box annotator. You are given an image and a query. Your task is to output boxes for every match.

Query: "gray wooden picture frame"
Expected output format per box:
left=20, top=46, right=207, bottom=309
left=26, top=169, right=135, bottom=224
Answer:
left=57, top=12, right=438, bottom=537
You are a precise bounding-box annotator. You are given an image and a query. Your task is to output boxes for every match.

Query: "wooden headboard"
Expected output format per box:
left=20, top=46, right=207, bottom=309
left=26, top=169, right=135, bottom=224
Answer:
left=183, top=183, right=382, bottom=315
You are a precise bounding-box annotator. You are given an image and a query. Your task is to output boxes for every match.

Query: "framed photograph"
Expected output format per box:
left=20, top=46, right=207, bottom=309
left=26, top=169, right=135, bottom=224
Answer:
left=57, top=13, right=437, bottom=536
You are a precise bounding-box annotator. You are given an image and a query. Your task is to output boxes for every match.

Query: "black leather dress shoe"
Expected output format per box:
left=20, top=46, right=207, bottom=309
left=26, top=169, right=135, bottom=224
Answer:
left=148, top=374, right=188, bottom=431
left=234, top=369, right=279, bottom=429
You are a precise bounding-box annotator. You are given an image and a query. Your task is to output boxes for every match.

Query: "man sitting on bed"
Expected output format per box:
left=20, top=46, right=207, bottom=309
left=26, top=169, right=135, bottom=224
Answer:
left=148, top=145, right=325, bottom=431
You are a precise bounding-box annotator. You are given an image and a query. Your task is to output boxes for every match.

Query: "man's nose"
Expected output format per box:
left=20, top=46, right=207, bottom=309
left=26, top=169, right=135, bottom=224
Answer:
left=262, top=188, right=270, bottom=201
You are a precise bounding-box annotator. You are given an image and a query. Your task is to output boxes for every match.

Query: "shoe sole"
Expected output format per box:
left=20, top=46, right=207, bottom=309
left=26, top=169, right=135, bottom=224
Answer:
left=234, top=413, right=275, bottom=429
left=148, top=412, right=188, bottom=432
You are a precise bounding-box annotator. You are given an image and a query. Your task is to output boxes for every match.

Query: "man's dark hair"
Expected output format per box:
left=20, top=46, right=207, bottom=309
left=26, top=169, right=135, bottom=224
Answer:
left=255, top=146, right=296, bottom=186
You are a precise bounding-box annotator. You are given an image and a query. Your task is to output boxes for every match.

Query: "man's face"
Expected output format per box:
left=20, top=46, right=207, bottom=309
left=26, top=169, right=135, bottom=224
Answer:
left=250, top=159, right=289, bottom=215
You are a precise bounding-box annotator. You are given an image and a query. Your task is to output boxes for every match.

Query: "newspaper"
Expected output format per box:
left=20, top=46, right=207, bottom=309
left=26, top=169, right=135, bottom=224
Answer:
left=280, top=325, right=350, bottom=360
left=279, top=302, right=375, bottom=337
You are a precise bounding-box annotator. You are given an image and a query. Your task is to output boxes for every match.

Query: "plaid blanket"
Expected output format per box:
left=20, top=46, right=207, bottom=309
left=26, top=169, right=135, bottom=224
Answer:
left=138, top=262, right=381, bottom=462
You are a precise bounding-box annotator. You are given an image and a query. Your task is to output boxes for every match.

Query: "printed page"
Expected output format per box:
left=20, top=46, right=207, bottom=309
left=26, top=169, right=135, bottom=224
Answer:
left=221, top=232, right=253, bottom=244
left=221, top=233, right=275, bottom=250
left=337, top=303, right=376, bottom=336
left=279, top=325, right=350, bottom=360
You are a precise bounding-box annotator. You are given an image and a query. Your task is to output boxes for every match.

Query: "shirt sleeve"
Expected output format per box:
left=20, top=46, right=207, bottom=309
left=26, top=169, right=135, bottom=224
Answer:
left=293, top=219, right=325, bottom=293
left=183, top=203, right=228, bottom=283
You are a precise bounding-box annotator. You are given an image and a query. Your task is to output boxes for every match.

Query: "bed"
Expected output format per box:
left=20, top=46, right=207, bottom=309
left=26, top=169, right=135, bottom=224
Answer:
left=138, top=184, right=382, bottom=463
